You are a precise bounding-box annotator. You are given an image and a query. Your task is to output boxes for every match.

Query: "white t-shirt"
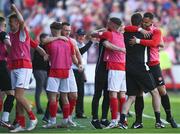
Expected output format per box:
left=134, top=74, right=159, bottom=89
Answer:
left=72, top=40, right=87, bottom=70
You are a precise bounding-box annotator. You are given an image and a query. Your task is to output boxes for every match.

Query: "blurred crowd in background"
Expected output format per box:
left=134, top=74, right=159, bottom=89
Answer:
left=0, top=0, right=180, bottom=65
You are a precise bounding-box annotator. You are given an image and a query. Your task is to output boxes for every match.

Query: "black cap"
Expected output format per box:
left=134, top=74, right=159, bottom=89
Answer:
left=76, top=29, right=86, bottom=35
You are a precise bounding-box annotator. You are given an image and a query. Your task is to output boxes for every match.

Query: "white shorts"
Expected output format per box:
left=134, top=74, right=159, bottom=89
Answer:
left=46, top=77, right=69, bottom=93
left=107, top=70, right=127, bottom=92
left=68, top=69, right=77, bottom=92
left=11, top=68, right=32, bottom=90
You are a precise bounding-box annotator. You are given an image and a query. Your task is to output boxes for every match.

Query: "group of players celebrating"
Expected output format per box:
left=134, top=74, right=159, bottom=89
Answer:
left=0, top=2, right=178, bottom=133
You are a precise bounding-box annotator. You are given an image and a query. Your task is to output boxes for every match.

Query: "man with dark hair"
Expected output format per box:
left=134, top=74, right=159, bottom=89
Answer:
left=91, top=17, right=126, bottom=129
left=119, top=12, right=161, bottom=129
left=40, top=21, right=82, bottom=127
left=0, top=16, right=15, bottom=129
left=129, top=12, right=178, bottom=128
left=131, top=13, right=143, bottom=26
left=50, top=22, right=62, bottom=30
left=42, top=21, right=78, bottom=128
left=60, top=22, right=83, bottom=127
left=102, top=17, right=127, bottom=129
left=143, top=12, right=154, bottom=20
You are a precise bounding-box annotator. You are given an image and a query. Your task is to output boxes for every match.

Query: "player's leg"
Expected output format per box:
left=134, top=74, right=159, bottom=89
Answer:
left=10, top=69, right=37, bottom=132
left=106, top=70, right=124, bottom=129
left=68, top=69, right=78, bottom=122
left=91, top=80, right=104, bottom=129
left=58, top=78, right=70, bottom=128
left=132, top=91, right=144, bottom=129
left=100, top=84, right=110, bottom=127
left=68, top=92, right=77, bottom=127
left=117, top=74, right=127, bottom=121
left=151, top=65, right=178, bottom=128
left=43, top=77, right=59, bottom=128
left=2, top=90, right=15, bottom=122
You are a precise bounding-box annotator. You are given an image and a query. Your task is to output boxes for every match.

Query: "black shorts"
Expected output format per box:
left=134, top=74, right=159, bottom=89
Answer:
left=0, top=61, right=12, bottom=91
left=150, top=64, right=165, bottom=87
left=126, top=70, right=156, bottom=96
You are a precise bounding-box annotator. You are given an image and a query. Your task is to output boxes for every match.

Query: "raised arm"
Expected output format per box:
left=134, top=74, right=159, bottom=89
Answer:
left=90, top=28, right=107, bottom=37
left=11, top=4, right=25, bottom=30
left=79, top=40, right=93, bottom=54
left=125, top=25, right=151, bottom=38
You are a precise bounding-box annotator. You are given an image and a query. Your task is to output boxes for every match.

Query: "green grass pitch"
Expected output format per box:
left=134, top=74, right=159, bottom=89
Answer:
left=0, top=91, right=180, bottom=133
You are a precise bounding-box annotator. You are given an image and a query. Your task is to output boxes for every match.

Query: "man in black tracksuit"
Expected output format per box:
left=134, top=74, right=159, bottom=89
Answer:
left=91, top=39, right=110, bottom=129
left=119, top=13, right=162, bottom=129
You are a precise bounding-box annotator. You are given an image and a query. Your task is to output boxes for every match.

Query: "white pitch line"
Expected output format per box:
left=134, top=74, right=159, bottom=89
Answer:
left=73, top=112, right=180, bottom=128
left=75, top=122, right=86, bottom=128
left=129, top=111, right=180, bottom=127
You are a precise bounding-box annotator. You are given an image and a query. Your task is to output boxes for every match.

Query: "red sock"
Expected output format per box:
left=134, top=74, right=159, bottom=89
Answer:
left=27, top=110, right=36, bottom=120
left=18, top=115, right=25, bottom=128
left=62, top=103, right=70, bottom=119
left=49, top=101, right=58, bottom=118
left=0, top=100, right=3, bottom=112
left=69, top=99, right=76, bottom=116
left=110, top=97, right=118, bottom=120
left=119, top=97, right=126, bottom=114
left=15, top=113, right=20, bottom=123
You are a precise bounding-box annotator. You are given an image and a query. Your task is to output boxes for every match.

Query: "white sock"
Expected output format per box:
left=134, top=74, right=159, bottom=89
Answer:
left=2, top=112, right=9, bottom=122
left=117, top=112, right=120, bottom=121
left=63, top=118, right=68, bottom=123
left=112, top=119, right=117, bottom=123
left=50, top=117, right=56, bottom=124
left=68, top=115, right=72, bottom=120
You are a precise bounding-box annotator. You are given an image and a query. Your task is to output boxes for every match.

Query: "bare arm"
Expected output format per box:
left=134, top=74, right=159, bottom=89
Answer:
left=103, top=41, right=126, bottom=53
left=42, top=37, right=59, bottom=45
left=72, top=54, right=78, bottom=66
left=71, top=39, right=84, bottom=72
left=11, top=4, right=25, bottom=30
left=71, top=39, right=83, bottom=65
left=42, top=36, right=68, bottom=45
left=75, top=43, right=84, bottom=72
